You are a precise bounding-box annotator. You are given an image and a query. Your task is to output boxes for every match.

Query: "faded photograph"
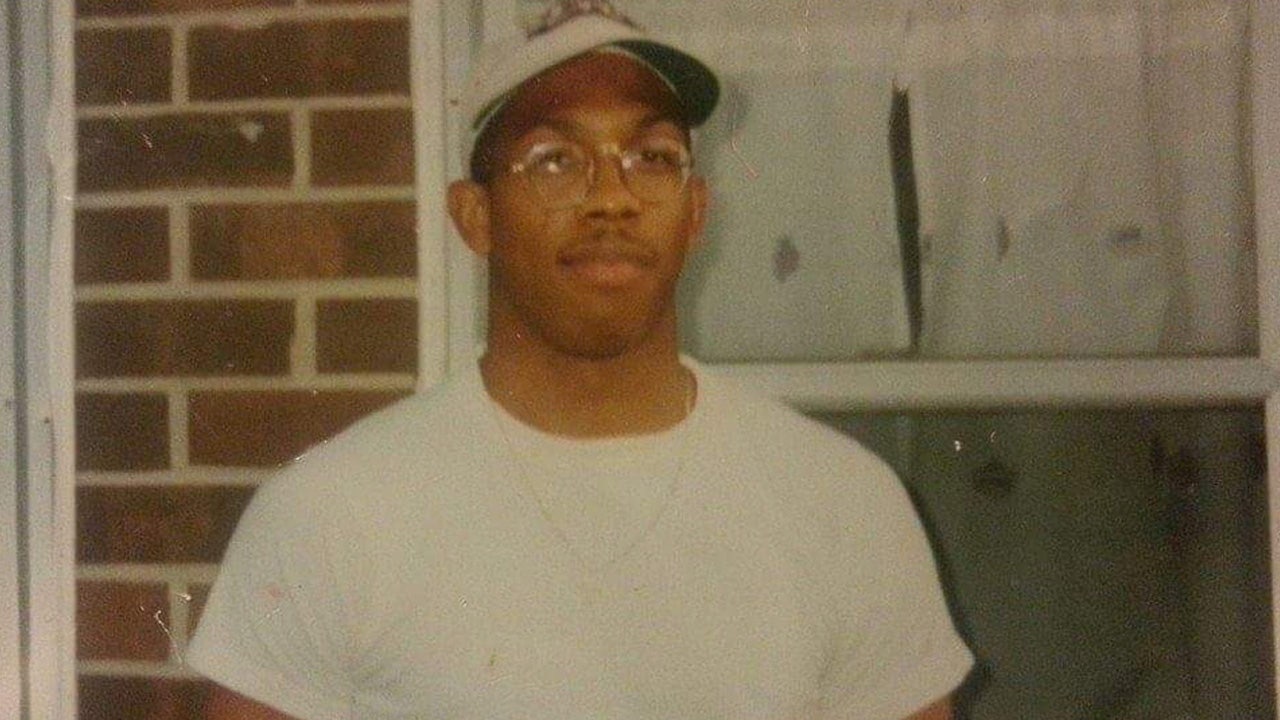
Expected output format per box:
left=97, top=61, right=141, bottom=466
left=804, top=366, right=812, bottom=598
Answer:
left=63, top=1, right=1269, bottom=719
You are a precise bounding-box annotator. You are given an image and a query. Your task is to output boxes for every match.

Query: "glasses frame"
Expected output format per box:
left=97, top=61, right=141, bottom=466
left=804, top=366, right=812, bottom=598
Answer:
left=504, top=139, right=694, bottom=210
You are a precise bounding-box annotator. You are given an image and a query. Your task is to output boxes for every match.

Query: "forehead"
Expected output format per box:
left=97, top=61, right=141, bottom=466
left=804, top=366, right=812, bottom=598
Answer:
left=493, top=51, right=684, bottom=139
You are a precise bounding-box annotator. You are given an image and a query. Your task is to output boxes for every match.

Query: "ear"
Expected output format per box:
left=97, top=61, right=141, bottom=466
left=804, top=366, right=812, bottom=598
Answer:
left=685, top=175, right=710, bottom=250
left=447, top=179, right=493, bottom=257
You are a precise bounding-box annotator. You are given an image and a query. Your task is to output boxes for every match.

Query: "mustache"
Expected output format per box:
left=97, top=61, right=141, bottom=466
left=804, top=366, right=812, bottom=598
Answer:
left=558, top=233, right=656, bottom=266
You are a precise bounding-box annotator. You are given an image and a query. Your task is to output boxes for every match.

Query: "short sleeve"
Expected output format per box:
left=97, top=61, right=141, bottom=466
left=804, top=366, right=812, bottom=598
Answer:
left=187, top=476, right=359, bottom=720
left=819, top=460, right=973, bottom=719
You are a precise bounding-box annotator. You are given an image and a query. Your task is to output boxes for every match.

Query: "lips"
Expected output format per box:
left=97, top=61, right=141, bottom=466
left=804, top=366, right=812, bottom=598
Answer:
left=557, top=239, right=655, bottom=288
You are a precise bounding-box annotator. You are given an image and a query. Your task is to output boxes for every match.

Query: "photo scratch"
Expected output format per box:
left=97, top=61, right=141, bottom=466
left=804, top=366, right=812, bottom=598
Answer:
left=728, top=130, right=759, bottom=180
left=147, top=606, right=183, bottom=664
left=794, top=0, right=813, bottom=54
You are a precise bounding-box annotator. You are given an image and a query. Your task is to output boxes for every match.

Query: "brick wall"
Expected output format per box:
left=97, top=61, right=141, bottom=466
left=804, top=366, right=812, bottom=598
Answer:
left=73, top=1, right=419, bottom=717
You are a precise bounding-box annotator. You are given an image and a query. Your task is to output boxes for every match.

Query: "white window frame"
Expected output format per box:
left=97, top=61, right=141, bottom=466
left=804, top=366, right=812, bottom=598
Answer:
left=414, top=0, right=1280, bottom=707
left=2, top=4, right=23, bottom=715
left=7, top=0, right=78, bottom=717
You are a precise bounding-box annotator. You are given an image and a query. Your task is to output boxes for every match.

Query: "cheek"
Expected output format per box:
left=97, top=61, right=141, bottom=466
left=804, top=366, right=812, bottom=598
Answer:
left=663, top=207, right=702, bottom=259
left=489, top=198, right=552, bottom=255
left=487, top=207, right=575, bottom=298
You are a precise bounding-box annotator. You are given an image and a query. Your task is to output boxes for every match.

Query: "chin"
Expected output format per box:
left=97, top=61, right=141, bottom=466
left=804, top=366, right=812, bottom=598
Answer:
left=545, top=326, right=643, bottom=360
left=504, top=282, right=679, bottom=360
left=538, top=306, right=671, bottom=360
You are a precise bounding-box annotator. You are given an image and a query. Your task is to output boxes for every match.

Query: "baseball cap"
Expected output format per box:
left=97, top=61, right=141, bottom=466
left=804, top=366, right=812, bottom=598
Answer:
left=460, top=0, right=720, bottom=142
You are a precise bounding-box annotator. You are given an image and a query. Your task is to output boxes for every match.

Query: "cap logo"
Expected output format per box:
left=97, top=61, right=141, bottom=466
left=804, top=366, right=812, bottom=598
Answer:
left=528, top=0, right=641, bottom=38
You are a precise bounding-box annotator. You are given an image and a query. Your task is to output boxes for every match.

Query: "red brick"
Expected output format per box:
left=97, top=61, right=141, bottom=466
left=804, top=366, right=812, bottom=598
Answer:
left=189, top=390, right=406, bottom=466
left=190, top=19, right=409, bottom=101
left=77, top=0, right=286, bottom=16
left=75, top=207, right=170, bottom=285
left=76, top=300, right=294, bottom=378
left=317, top=298, right=417, bottom=373
left=311, top=109, right=413, bottom=186
left=79, top=676, right=213, bottom=720
left=76, top=28, right=171, bottom=106
left=190, top=201, right=416, bottom=280
left=77, top=486, right=255, bottom=564
left=76, top=393, right=169, bottom=472
left=78, top=113, right=292, bottom=192
left=77, top=581, right=171, bottom=661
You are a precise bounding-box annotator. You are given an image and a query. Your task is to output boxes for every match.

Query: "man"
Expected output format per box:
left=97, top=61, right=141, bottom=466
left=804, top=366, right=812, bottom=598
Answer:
left=189, top=2, right=973, bottom=718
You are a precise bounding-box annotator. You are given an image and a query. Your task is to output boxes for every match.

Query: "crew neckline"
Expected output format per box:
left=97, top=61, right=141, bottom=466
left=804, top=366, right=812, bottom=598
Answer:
left=467, top=358, right=707, bottom=451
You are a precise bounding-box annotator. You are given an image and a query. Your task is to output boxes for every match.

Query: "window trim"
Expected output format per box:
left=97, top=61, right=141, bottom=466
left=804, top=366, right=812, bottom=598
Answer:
left=2, top=2, right=24, bottom=714
left=707, top=357, right=1279, bottom=412
left=11, top=0, right=77, bottom=718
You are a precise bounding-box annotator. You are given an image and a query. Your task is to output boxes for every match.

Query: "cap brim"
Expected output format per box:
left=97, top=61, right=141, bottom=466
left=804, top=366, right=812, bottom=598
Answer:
left=465, top=16, right=719, bottom=132
left=461, top=15, right=721, bottom=172
left=615, top=39, right=719, bottom=128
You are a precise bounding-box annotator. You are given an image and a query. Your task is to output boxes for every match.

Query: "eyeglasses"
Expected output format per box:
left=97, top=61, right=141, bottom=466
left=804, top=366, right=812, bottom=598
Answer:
left=504, top=136, right=693, bottom=210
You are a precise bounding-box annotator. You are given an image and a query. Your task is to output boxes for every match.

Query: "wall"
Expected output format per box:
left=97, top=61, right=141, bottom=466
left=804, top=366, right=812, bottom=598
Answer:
left=72, top=1, right=418, bottom=716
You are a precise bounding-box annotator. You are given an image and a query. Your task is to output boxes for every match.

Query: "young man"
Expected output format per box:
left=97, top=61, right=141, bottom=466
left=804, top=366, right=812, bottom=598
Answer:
left=189, top=3, right=972, bottom=718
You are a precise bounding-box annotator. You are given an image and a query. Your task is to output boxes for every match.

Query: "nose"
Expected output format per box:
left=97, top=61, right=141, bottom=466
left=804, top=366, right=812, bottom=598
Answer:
left=580, top=146, right=641, bottom=218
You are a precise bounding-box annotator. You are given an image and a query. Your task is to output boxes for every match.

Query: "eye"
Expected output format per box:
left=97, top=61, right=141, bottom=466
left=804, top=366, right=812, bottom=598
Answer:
left=626, top=138, right=689, bottom=174
left=522, top=142, right=585, bottom=177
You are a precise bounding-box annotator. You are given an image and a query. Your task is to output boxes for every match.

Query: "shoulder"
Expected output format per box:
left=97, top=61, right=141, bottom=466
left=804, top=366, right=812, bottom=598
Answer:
left=694, top=368, right=946, bottom=601
left=301, top=370, right=483, bottom=462
left=697, top=366, right=898, bottom=483
left=693, top=368, right=915, bottom=541
left=241, top=370, right=493, bottom=534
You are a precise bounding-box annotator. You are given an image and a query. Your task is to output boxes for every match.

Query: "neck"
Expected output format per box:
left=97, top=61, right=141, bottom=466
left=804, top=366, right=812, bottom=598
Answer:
left=480, top=319, right=694, bottom=439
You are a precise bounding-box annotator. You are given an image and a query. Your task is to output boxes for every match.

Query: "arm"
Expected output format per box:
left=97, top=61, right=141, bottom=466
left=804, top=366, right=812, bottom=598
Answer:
left=903, top=694, right=952, bottom=720
left=189, top=475, right=364, bottom=720
left=819, top=456, right=972, bottom=720
left=205, top=685, right=300, bottom=720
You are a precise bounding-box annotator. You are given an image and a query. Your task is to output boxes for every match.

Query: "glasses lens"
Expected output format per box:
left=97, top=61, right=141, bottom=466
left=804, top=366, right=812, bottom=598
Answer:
left=622, top=138, right=690, bottom=203
left=515, top=138, right=691, bottom=208
left=522, top=141, right=590, bottom=209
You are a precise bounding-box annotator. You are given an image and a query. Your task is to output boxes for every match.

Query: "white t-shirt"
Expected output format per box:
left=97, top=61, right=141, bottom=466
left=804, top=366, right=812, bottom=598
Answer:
left=188, top=364, right=972, bottom=720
